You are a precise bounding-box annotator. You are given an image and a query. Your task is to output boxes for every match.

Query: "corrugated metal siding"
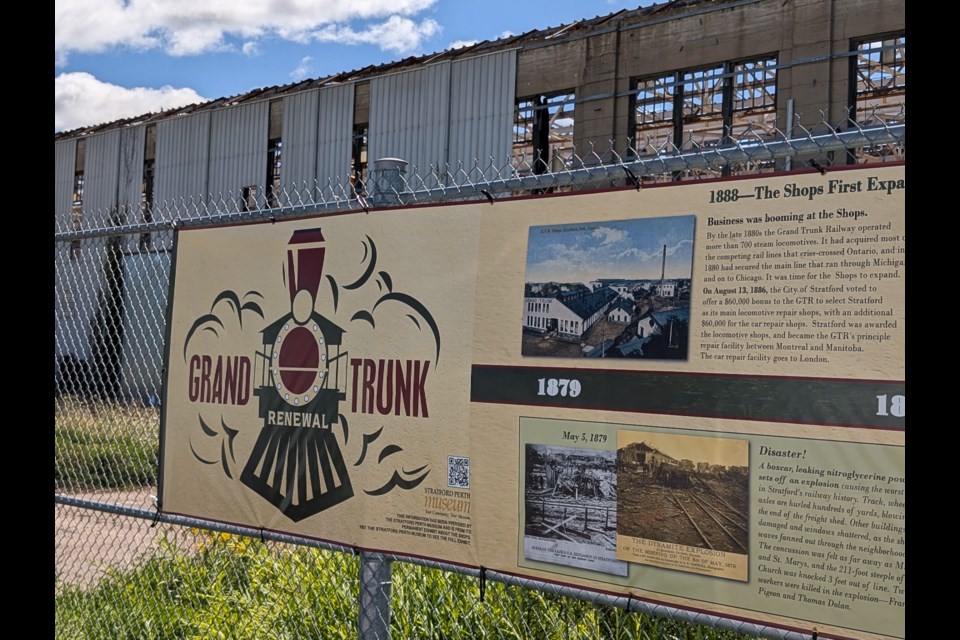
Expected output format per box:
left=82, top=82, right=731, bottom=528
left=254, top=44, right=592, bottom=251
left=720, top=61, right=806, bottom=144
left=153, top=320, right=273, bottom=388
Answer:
left=84, top=130, right=121, bottom=227
left=449, top=50, right=518, bottom=180
left=55, top=139, right=78, bottom=359
left=315, top=83, right=355, bottom=199
left=55, top=139, right=76, bottom=234
left=118, top=126, right=146, bottom=220
left=63, top=130, right=121, bottom=362
left=55, top=257, right=92, bottom=360
left=119, top=251, right=172, bottom=402
left=54, top=246, right=74, bottom=360
left=117, top=126, right=146, bottom=253
left=155, top=112, right=212, bottom=210
left=207, top=101, right=269, bottom=212
left=369, top=62, right=451, bottom=188
left=281, top=89, right=319, bottom=201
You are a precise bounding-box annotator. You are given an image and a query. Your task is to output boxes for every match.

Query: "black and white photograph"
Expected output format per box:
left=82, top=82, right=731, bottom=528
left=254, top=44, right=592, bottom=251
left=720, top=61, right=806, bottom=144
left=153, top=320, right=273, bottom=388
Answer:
left=522, top=444, right=627, bottom=576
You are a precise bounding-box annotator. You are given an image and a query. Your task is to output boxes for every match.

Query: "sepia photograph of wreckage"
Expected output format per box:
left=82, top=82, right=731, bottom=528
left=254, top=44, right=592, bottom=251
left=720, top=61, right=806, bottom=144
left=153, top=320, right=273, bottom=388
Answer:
left=617, top=432, right=749, bottom=556
left=521, top=444, right=626, bottom=576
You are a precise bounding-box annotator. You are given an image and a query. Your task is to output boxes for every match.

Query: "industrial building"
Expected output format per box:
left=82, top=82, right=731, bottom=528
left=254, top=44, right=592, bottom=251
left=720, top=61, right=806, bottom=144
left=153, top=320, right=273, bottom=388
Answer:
left=54, top=0, right=905, bottom=400
left=523, top=287, right=620, bottom=337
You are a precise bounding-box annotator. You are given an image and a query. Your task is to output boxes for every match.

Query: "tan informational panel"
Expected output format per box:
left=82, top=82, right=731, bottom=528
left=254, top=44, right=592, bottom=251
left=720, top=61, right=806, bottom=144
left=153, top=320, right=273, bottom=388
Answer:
left=161, top=164, right=905, bottom=640
left=161, top=205, right=484, bottom=565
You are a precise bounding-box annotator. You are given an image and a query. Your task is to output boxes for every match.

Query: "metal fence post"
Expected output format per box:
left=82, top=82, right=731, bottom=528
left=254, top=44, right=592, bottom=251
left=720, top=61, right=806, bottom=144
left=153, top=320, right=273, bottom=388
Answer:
left=358, top=551, right=393, bottom=640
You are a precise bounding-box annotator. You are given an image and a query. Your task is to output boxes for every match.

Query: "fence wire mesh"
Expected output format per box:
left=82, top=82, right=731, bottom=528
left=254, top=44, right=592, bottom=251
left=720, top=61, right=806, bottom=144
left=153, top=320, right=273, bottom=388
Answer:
left=55, top=110, right=904, bottom=639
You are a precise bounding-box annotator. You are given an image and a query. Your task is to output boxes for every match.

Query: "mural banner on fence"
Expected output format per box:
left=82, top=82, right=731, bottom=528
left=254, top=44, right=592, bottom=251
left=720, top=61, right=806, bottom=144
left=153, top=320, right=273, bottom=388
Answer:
left=160, top=164, right=905, bottom=640
left=161, top=207, right=484, bottom=564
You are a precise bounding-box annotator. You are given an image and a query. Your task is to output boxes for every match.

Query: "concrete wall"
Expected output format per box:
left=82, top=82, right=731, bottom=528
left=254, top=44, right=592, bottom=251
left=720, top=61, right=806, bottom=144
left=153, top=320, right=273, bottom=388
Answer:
left=513, top=0, right=905, bottom=157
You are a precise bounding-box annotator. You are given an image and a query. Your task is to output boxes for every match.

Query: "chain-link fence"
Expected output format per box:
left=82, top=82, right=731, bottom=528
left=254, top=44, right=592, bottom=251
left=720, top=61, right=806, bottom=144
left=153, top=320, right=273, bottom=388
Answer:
left=55, top=110, right=904, bottom=639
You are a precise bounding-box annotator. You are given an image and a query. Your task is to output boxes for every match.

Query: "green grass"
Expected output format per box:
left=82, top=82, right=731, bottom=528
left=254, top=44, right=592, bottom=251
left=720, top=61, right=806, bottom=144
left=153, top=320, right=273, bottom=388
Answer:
left=54, top=400, right=761, bottom=638
left=56, top=533, right=358, bottom=640
left=55, top=532, right=761, bottom=640
left=55, top=397, right=159, bottom=490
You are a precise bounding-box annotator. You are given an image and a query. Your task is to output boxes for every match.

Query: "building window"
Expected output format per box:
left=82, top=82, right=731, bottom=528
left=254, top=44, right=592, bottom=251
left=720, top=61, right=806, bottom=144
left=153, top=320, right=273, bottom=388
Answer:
left=71, top=138, right=86, bottom=260
left=631, top=56, right=777, bottom=179
left=352, top=124, right=368, bottom=196
left=729, top=58, right=778, bottom=142
left=680, top=65, right=727, bottom=149
left=139, top=124, right=156, bottom=252
left=632, top=73, right=677, bottom=156
left=266, top=139, right=282, bottom=208
left=513, top=92, right=575, bottom=176
left=849, top=35, right=905, bottom=164
left=265, top=99, right=283, bottom=208
left=139, top=159, right=155, bottom=250
left=241, top=186, right=257, bottom=212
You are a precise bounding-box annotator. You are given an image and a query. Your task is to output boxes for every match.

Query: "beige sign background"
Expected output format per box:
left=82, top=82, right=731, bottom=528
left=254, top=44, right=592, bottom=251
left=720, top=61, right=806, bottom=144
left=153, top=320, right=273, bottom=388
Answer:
left=162, top=206, right=483, bottom=564
left=161, top=165, right=905, bottom=640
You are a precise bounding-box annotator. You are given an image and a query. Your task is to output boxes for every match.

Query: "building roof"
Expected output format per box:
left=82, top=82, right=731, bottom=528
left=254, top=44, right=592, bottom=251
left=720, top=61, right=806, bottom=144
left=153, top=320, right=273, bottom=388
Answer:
left=558, top=287, right=618, bottom=320
left=649, top=306, right=691, bottom=326
left=593, top=278, right=630, bottom=285
left=609, top=300, right=635, bottom=316
left=615, top=336, right=652, bottom=356
left=585, top=339, right=616, bottom=358
left=622, top=441, right=676, bottom=462
left=54, top=0, right=725, bottom=140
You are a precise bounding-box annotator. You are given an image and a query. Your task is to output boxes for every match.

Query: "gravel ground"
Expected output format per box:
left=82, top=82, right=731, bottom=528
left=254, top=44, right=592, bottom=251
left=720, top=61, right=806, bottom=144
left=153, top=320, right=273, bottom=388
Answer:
left=55, top=488, right=196, bottom=591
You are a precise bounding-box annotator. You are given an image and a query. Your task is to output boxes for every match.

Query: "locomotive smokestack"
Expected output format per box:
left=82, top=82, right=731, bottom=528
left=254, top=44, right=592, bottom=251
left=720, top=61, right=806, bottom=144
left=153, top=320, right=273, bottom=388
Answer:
left=287, top=228, right=326, bottom=304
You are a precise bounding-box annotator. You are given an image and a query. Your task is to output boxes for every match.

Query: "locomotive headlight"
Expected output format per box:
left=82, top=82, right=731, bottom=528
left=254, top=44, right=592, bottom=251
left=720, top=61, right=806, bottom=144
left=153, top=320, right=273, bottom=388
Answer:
left=271, top=322, right=330, bottom=407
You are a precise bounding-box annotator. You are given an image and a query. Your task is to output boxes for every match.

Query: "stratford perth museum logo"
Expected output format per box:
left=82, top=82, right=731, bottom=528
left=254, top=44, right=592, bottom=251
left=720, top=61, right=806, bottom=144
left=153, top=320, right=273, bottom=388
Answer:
left=181, top=228, right=441, bottom=521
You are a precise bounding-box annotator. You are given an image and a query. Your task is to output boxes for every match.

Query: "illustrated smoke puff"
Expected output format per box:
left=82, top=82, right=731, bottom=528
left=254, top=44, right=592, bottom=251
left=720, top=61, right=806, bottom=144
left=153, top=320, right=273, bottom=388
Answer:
left=240, top=228, right=354, bottom=521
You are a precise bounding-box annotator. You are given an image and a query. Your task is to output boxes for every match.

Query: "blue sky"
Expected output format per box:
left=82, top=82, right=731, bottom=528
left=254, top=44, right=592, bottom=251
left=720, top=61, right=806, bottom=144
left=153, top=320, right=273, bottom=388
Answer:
left=55, top=0, right=655, bottom=132
left=525, top=215, right=696, bottom=283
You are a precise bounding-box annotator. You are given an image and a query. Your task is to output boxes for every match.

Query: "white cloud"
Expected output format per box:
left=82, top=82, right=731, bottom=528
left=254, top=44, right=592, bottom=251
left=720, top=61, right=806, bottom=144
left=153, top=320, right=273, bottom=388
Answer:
left=55, top=72, right=206, bottom=132
left=241, top=41, right=260, bottom=56
left=591, top=226, right=628, bottom=245
left=55, top=0, right=440, bottom=63
left=448, top=39, right=478, bottom=50
left=290, top=56, right=314, bottom=81
left=665, top=238, right=693, bottom=256
left=309, top=16, right=441, bottom=54
left=527, top=231, right=695, bottom=282
left=499, top=30, right=514, bottom=39
left=166, top=24, right=234, bottom=56
left=614, top=238, right=692, bottom=262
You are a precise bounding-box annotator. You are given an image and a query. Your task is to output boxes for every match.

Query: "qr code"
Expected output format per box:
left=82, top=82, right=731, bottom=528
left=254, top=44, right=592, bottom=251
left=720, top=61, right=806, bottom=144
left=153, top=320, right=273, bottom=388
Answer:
left=447, top=456, right=470, bottom=489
